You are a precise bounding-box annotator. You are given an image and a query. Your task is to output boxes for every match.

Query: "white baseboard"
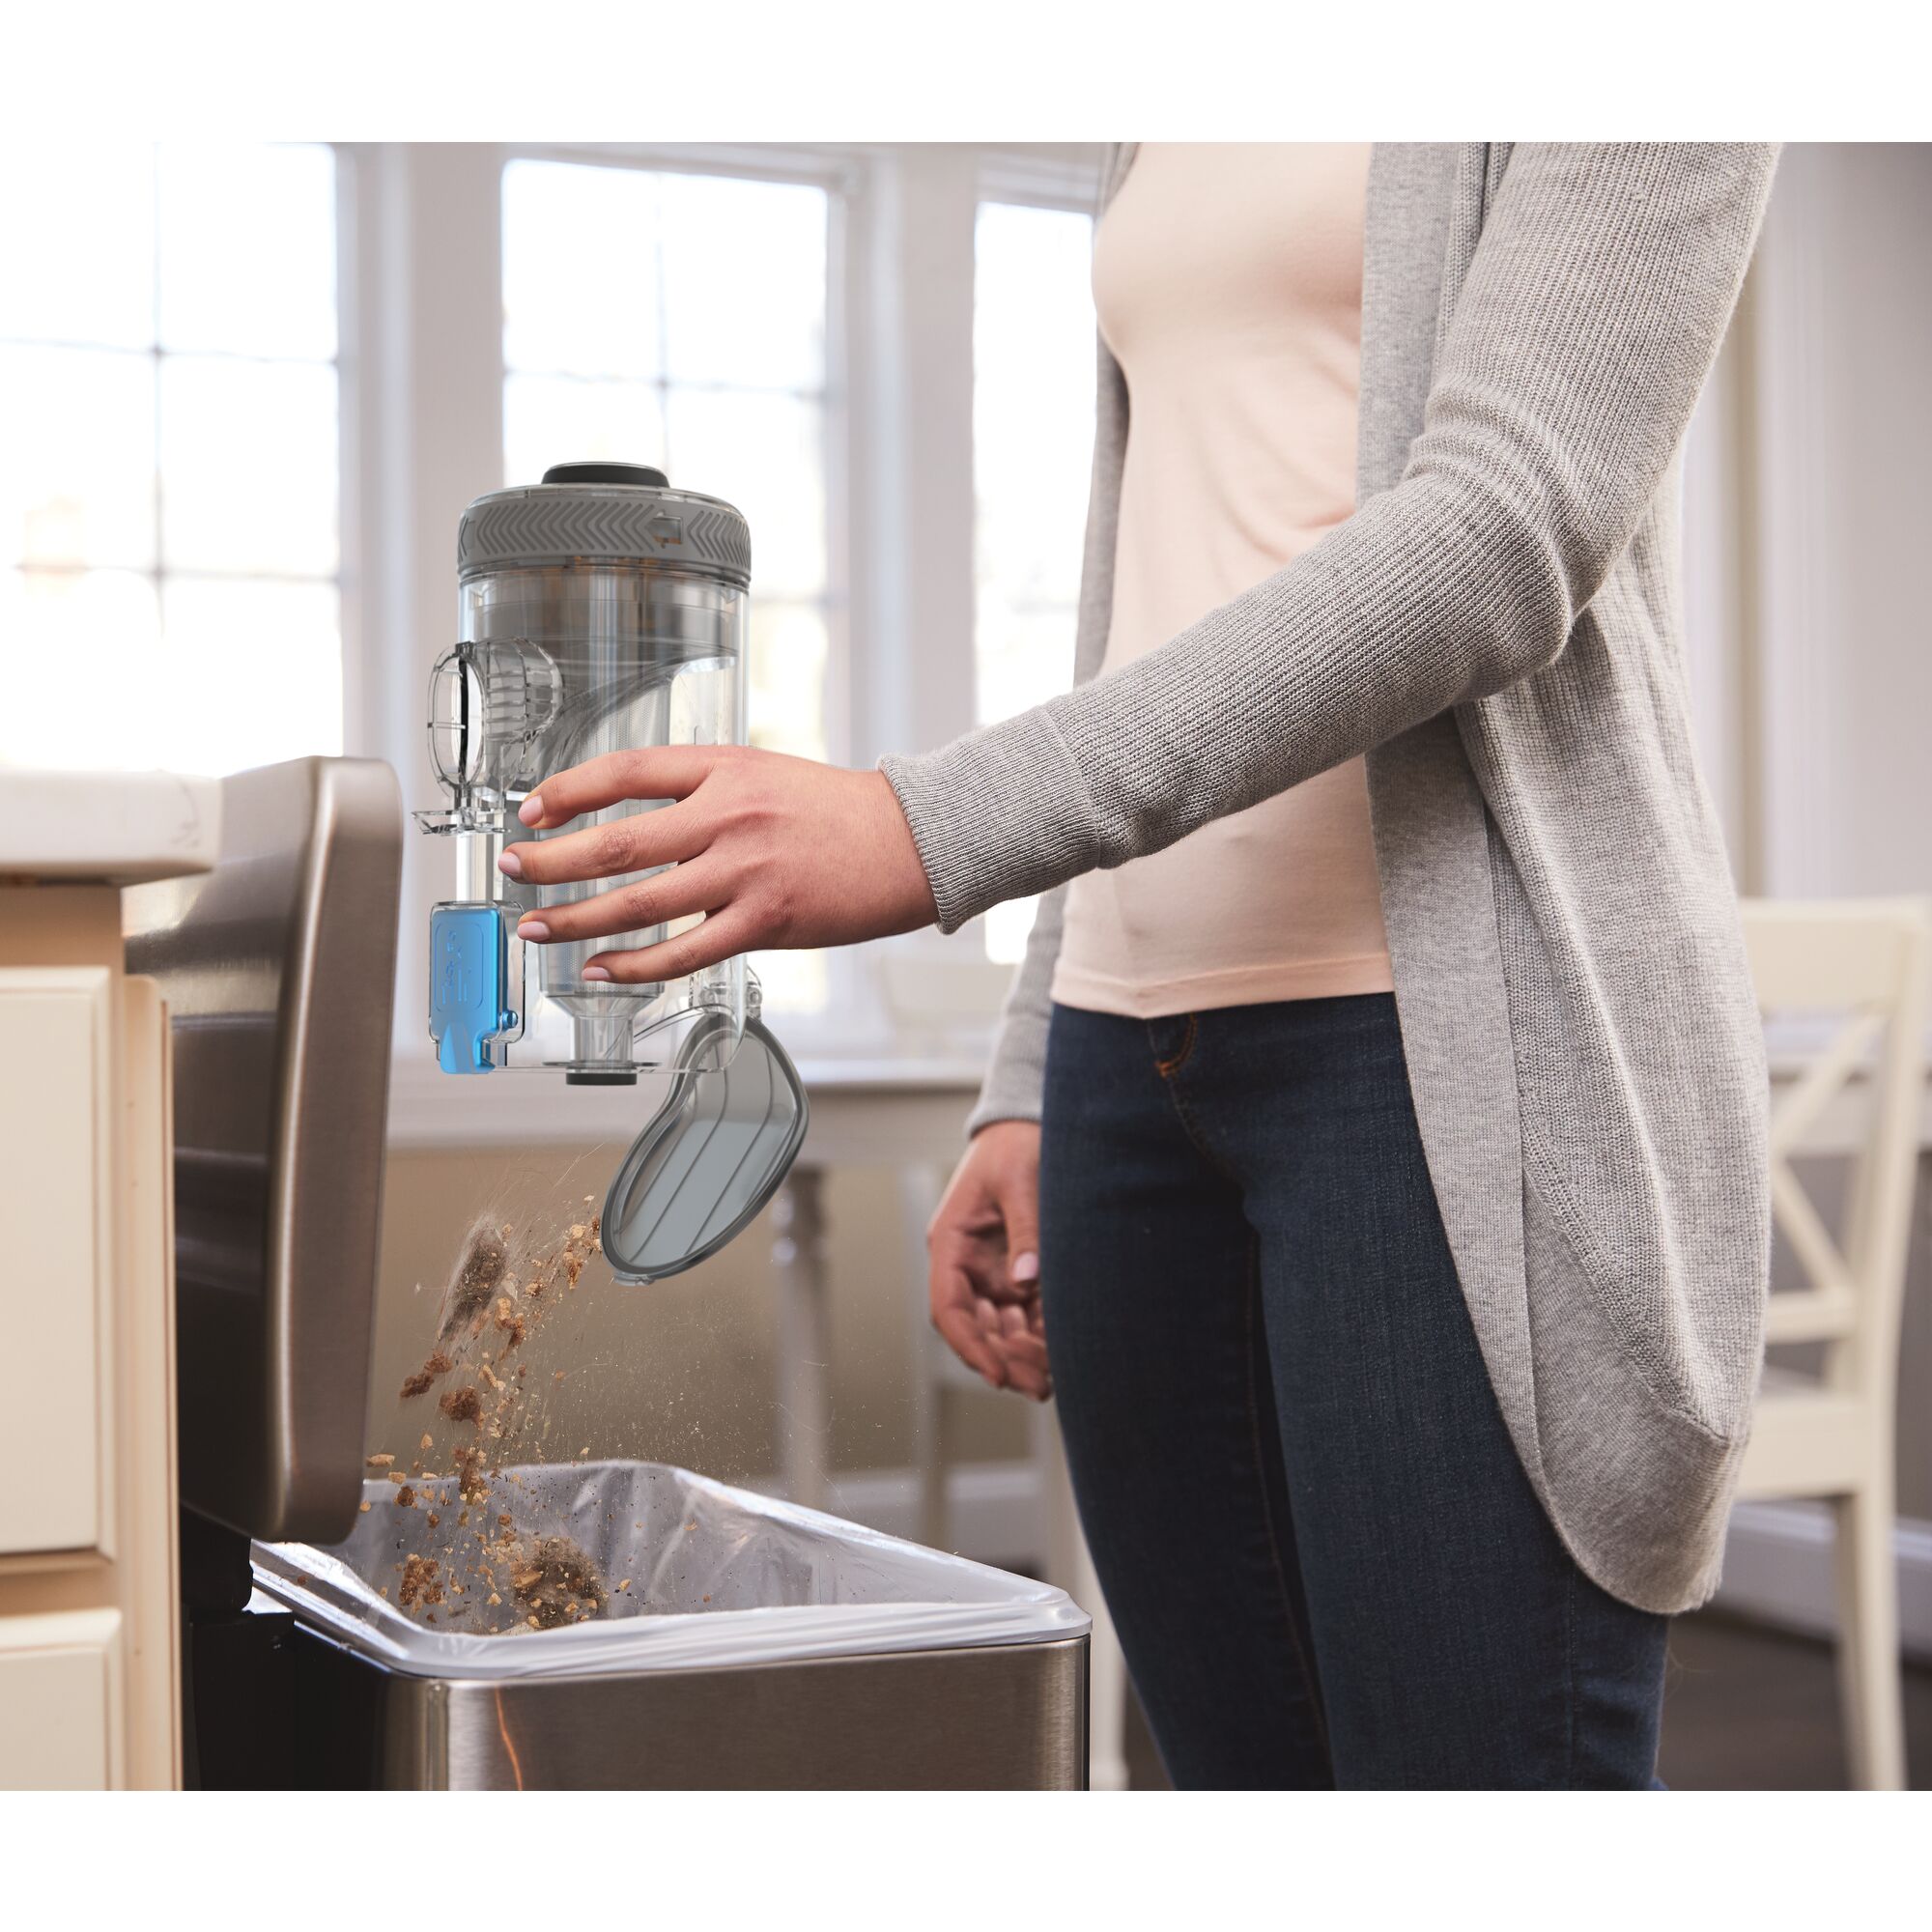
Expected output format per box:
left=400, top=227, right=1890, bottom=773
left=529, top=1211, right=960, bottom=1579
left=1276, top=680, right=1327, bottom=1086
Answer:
left=1718, top=1499, right=1932, bottom=1662
left=745, top=1461, right=1046, bottom=1567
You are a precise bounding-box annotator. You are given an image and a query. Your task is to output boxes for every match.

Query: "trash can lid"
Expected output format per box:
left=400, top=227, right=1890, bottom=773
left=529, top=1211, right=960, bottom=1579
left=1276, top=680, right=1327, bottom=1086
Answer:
left=600, top=1013, right=808, bottom=1284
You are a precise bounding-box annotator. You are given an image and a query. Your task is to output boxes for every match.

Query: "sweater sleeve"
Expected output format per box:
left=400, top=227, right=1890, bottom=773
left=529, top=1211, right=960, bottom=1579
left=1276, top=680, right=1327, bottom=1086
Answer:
left=962, top=883, right=1066, bottom=1134
left=881, top=143, right=1778, bottom=933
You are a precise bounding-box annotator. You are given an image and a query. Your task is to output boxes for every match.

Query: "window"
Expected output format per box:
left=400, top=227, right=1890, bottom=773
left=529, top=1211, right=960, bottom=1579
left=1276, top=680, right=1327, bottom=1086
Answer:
left=501, top=156, right=835, bottom=1012
left=0, top=143, right=342, bottom=776
left=972, top=197, right=1097, bottom=962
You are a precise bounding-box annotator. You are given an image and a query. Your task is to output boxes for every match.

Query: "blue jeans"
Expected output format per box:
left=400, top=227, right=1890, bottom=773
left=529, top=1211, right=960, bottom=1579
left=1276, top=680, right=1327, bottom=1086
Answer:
left=1038, top=994, right=1668, bottom=1789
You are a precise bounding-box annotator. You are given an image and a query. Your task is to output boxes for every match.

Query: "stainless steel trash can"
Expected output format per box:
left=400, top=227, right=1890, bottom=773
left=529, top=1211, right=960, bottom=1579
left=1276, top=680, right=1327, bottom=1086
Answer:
left=253, top=1460, right=1090, bottom=1789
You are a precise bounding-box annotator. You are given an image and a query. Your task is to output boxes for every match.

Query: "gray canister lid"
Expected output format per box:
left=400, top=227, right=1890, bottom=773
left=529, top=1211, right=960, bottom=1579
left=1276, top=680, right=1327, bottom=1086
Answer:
left=458, top=463, right=752, bottom=585
left=601, top=1015, right=809, bottom=1284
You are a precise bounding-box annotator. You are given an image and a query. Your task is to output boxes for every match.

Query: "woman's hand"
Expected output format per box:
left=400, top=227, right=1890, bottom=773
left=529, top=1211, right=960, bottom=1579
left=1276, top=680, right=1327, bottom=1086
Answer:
left=927, top=1121, right=1051, bottom=1402
left=497, top=746, right=939, bottom=981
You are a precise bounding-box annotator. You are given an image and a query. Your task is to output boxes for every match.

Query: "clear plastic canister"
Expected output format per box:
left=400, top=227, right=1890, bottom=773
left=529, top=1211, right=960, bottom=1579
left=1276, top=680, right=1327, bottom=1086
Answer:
left=423, top=463, right=753, bottom=1084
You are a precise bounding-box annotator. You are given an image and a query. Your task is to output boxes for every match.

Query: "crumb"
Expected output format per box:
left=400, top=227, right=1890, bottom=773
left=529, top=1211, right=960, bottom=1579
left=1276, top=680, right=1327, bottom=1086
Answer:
left=386, top=1469, right=408, bottom=1485
left=440, top=1384, right=483, bottom=1424
left=365, top=1453, right=395, bottom=1468
left=426, top=1513, right=440, bottom=1529
left=399, top=1553, right=444, bottom=1609
left=400, top=1350, right=453, bottom=1400
left=702, top=1595, right=711, bottom=1604
left=420, top=1433, right=433, bottom=1451
left=359, top=1501, right=371, bottom=1513
left=554, top=1371, right=565, bottom=1382
left=396, top=1485, right=414, bottom=1507
left=453, top=1444, right=488, bottom=1504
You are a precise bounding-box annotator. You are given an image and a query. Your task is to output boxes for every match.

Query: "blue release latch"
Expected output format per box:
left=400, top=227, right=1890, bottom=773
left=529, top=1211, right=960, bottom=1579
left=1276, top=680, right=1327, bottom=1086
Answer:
left=429, top=903, right=522, bottom=1074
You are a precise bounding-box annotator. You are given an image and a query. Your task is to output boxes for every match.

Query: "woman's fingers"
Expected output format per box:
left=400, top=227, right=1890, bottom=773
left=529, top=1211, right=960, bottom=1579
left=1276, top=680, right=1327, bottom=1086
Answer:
left=514, top=860, right=729, bottom=949
left=991, top=1307, right=1052, bottom=1402
left=500, top=799, right=702, bottom=888
left=931, top=1263, right=1009, bottom=1388
left=517, top=746, right=727, bottom=832
left=579, top=904, right=760, bottom=985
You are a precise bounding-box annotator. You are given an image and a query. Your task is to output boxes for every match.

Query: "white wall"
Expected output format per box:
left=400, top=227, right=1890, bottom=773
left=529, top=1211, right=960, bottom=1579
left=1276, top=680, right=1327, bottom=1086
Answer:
left=1723, top=143, right=1932, bottom=902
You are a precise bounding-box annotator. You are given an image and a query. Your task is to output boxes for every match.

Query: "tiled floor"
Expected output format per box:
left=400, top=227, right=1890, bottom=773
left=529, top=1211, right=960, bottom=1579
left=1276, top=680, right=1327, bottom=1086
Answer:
left=1118, top=1610, right=1932, bottom=1789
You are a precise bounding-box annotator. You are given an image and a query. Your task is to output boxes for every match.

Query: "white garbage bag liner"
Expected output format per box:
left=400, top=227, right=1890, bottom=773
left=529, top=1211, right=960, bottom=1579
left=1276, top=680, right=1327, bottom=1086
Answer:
left=253, top=1459, right=1089, bottom=1680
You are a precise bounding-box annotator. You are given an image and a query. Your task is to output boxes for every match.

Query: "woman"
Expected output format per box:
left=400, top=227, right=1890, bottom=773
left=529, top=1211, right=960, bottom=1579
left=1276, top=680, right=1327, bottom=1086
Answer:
left=497, top=142, right=1778, bottom=1787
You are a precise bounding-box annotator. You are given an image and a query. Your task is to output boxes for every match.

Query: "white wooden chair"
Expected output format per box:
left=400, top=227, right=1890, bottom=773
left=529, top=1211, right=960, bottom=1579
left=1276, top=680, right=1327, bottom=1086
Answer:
left=1736, top=897, right=1929, bottom=1791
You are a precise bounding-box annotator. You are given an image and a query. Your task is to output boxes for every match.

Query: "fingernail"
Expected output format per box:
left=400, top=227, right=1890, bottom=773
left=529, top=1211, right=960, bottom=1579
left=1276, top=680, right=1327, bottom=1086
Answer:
left=517, top=919, right=550, bottom=942
left=519, top=794, right=544, bottom=826
left=581, top=966, right=612, bottom=982
left=1011, top=1251, right=1039, bottom=1284
left=497, top=849, right=523, bottom=879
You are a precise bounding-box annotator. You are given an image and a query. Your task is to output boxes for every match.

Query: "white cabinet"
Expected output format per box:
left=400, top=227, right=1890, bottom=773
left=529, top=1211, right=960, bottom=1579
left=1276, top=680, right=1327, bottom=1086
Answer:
left=0, top=969, right=113, bottom=1559
left=0, top=769, right=216, bottom=1791
left=0, top=1610, right=122, bottom=1790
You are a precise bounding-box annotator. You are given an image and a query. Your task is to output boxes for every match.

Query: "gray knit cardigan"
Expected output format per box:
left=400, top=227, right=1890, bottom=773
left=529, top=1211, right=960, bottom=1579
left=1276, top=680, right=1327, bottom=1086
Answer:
left=881, top=143, right=1779, bottom=1615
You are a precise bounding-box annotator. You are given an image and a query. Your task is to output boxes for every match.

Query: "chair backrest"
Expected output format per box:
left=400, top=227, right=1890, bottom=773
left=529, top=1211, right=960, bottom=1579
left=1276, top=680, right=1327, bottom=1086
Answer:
left=1742, top=898, right=1930, bottom=1404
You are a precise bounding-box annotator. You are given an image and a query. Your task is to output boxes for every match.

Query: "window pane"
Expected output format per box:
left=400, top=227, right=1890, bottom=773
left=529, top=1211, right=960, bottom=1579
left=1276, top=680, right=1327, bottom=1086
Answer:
left=502, top=159, right=663, bottom=381
left=973, top=608, right=1078, bottom=754
left=157, top=143, right=337, bottom=360
left=0, top=144, right=156, bottom=349
left=974, top=200, right=1094, bottom=966
left=159, top=356, right=338, bottom=576
left=984, top=895, right=1040, bottom=968
left=748, top=600, right=828, bottom=762
left=0, top=344, right=156, bottom=570
left=750, top=947, right=827, bottom=1017
left=159, top=576, right=342, bottom=775
left=0, top=569, right=162, bottom=771
left=665, top=385, right=825, bottom=600
left=658, top=171, right=827, bottom=391
left=973, top=201, right=1094, bottom=726
left=503, top=370, right=667, bottom=492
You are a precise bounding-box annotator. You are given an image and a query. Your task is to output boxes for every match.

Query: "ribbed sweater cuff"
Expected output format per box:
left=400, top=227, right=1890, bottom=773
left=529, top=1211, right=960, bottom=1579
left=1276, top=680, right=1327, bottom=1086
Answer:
left=879, top=710, right=1094, bottom=935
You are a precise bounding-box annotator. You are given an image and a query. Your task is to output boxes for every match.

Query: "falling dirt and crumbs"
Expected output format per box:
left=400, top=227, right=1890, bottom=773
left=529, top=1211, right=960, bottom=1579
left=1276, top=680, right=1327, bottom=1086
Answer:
left=358, top=1203, right=643, bottom=1638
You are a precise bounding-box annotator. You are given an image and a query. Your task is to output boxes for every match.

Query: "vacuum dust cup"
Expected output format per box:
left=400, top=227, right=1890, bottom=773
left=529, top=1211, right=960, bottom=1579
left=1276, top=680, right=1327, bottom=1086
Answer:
left=420, top=459, right=753, bottom=1084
